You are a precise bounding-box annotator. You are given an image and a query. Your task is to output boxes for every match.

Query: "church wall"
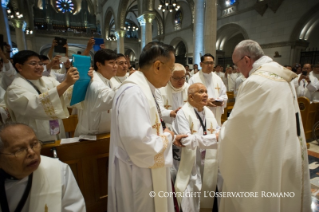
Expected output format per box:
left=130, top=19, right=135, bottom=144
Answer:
left=217, top=0, right=319, bottom=65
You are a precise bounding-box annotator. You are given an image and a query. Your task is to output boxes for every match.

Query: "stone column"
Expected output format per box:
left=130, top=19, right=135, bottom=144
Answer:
left=12, top=19, right=27, bottom=51
left=137, top=12, right=155, bottom=49
left=115, top=30, right=126, bottom=54
left=193, top=0, right=205, bottom=65
left=0, top=0, right=12, bottom=46
left=204, top=0, right=217, bottom=58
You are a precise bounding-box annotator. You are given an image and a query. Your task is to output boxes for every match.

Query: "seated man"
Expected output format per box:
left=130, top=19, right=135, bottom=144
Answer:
left=173, top=83, right=220, bottom=212
left=74, top=49, right=118, bottom=136
left=0, top=123, right=85, bottom=211
left=5, top=50, right=90, bottom=142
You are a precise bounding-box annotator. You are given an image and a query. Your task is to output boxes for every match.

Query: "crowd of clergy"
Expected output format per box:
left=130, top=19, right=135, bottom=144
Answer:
left=0, top=37, right=316, bottom=212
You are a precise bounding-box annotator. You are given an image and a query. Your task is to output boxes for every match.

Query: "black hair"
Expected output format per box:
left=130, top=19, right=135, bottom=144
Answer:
left=185, top=65, right=189, bottom=68
left=139, top=42, right=175, bottom=69
left=200, top=53, right=215, bottom=62
left=13, top=50, right=40, bottom=72
left=94, top=49, right=118, bottom=71
left=39, top=55, right=49, bottom=61
left=117, top=53, right=125, bottom=59
left=194, top=64, right=198, bottom=66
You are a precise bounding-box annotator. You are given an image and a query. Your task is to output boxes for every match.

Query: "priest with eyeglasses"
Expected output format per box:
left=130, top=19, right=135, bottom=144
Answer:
left=0, top=123, right=85, bottom=212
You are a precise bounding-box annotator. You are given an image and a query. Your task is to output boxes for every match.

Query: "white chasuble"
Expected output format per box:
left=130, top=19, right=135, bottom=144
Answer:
left=75, top=71, right=115, bottom=136
left=28, top=156, right=61, bottom=211
left=158, top=81, right=189, bottom=125
left=219, top=56, right=311, bottom=212
left=5, top=74, right=70, bottom=141
left=108, top=71, right=174, bottom=212
left=174, top=102, right=219, bottom=211
left=189, top=71, right=227, bottom=125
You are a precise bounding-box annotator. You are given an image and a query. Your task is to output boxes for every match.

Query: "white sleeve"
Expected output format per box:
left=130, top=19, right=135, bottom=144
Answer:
left=173, top=110, right=217, bottom=150
left=61, top=162, right=86, bottom=212
left=86, top=80, right=115, bottom=112
left=117, top=85, right=173, bottom=168
left=307, top=76, right=319, bottom=92
left=1, top=61, right=16, bottom=90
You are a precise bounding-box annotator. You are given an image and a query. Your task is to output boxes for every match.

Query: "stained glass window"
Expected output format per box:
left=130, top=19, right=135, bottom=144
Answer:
left=56, top=0, right=74, bottom=13
left=174, top=10, right=183, bottom=25
left=225, top=0, right=236, bottom=7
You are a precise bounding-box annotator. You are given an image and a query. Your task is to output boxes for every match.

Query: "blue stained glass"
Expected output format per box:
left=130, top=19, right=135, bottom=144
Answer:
left=56, top=0, right=74, bottom=13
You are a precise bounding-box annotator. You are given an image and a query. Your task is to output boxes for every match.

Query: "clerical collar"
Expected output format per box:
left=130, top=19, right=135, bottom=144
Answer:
left=147, top=79, right=156, bottom=96
left=202, top=72, right=212, bottom=76
left=249, top=56, right=273, bottom=77
left=115, top=75, right=127, bottom=83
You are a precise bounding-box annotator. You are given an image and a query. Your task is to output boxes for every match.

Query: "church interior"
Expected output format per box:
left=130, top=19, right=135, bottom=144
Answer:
left=1, top=0, right=319, bottom=211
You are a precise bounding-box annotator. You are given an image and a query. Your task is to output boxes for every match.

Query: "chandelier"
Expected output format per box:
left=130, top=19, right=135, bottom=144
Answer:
left=124, top=25, right=139, bottom=32
left=158, top=0, right=180, bottom=13
left=106, top=34, right=117, bottom=41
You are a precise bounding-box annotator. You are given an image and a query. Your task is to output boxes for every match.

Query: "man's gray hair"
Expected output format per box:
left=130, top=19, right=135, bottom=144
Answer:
left=0, top=123, right=33, bottom=151
left=234, top=40, right=265, bottom=61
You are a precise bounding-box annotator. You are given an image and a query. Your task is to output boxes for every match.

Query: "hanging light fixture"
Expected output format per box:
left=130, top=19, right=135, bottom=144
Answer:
left=107, top=34, right=117, bottom=41
left=158, top=0, right=180, bottom=13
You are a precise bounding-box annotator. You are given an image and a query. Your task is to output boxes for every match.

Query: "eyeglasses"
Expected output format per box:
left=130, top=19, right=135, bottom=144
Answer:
left=233, top=55, right=250, bottom=66
left=26, top=62, right=44, bottom=67
left=202, top=62, right=215, bottom=65
left=172, top=76, right=186, bottom=81
left=0, top=140, right=42, bottom=159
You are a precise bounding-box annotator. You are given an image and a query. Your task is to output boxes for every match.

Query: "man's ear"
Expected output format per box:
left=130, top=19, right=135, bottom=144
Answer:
left=153, top=60, right=161, bottom=75
left=15, top=63, right=22, bottom=73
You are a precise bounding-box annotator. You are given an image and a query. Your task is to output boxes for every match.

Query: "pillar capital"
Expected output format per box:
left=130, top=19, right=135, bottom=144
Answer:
left=115, top=29, right=126, bottom=39
left=11, top=19, right=26, bottom=30
left=137, top=12, right=156, bottom=25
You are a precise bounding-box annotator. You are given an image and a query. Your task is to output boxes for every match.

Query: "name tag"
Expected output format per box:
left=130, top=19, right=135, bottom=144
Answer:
left=49, top=120, right=60, bottom=135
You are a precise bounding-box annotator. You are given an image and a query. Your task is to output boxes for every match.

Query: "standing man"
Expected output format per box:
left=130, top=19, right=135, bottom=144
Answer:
left=74, top=49, right=118, bottom=136
left=5, top=50, right=87, bottom=142
left=110, top=53, right=129, bottom=88
left=293, top=63, right=319, bottom=102
left=189, top=54, right=228, bottom=125
left=108, top=42, right=187, bottom=212
left=156, top=63, right=189, bottom=183
left=219, top=40, right=311, bottom=212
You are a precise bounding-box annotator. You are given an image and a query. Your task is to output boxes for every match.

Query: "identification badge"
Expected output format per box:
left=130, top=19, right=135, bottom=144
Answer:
left=49, top=120, right=60, bottom=135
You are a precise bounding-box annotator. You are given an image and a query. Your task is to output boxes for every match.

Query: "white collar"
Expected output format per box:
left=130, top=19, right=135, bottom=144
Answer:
left=249, top=56, right=273, bottom=76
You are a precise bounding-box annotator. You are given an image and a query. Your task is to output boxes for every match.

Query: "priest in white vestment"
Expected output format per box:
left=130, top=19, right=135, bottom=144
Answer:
left=292, top=63, right=319, bottom=102
left=5, top=50, right=90, bottom=142
left=189, top=54, right=228, bottom=125
left=225, top=67, right=238, bottom=92
left=108, top=42, right=187, bottom=212
left=41, top=55, right=66, bottom=83
left=219, top=40, right=311, bottom=212
left=214, top=65, right=227, bottom=86
left=75, top=49, right=118, bottom=136
left=110, top=53, right=129, bottom=89
left=0, top=123, right=85, bottom=212
left=156, top=63, right=189, bottom=183
left=157, top=63, right=189, bottom=126
left=173, top=83, right=220, bottom=212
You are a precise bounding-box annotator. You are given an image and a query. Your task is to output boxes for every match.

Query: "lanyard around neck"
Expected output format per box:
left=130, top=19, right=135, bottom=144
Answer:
left=194, top=109, right=207, bottom=135
left=26, top=80, right=42, bottom=95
